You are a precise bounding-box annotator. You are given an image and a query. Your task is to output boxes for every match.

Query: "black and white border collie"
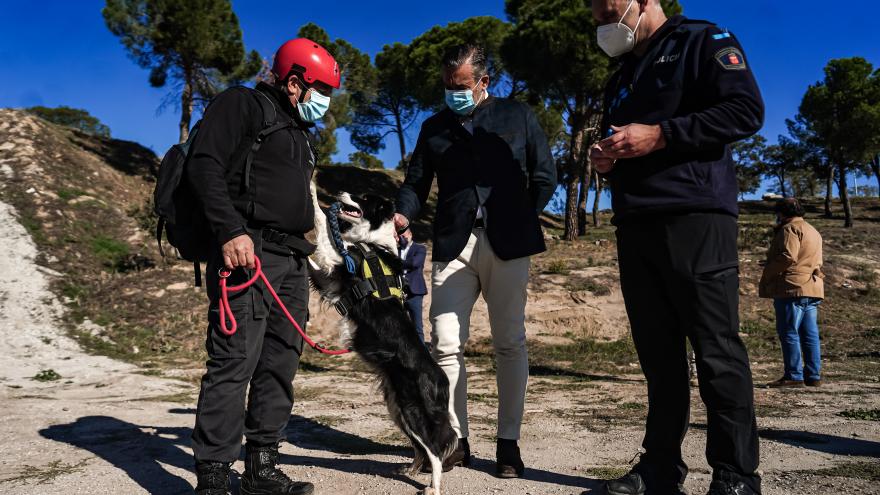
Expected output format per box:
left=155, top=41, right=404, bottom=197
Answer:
left=308, top=182, right=457, bottom=495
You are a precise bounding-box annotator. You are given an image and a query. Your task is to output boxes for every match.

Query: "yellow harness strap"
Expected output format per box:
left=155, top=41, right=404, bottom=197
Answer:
left=358, top=244, right=404, bottom=301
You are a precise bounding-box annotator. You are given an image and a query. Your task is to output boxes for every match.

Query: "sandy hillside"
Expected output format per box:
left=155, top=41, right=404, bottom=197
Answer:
left=1, top=109, right=879, bottom=494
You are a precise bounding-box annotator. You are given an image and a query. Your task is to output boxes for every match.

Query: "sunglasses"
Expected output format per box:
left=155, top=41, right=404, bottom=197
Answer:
left=292, top=76, right=333, bottom=98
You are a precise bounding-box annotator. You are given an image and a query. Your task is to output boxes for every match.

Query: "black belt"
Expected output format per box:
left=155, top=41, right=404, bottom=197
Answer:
left=260, top=228, right=316, bottom=257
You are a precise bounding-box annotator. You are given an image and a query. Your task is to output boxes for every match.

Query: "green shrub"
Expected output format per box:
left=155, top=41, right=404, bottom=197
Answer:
left=33, top=369, right=62, bottom=381
left=545, top=260, right=568, bottom=274
left=57, top=188, right=86, bottom=200
left=566, top=277, right=612, bottom=296
left=90, top=235, right=130, bottom=270
left=838, top=409, right=880, bottom=421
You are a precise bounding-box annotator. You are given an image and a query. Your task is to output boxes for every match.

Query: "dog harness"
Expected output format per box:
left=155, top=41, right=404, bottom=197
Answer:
left=334, top=242, right=407, bottom=317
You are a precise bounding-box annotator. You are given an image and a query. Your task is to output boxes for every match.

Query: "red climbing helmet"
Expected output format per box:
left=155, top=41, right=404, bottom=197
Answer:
left=271, top=38, right=341, bottom=89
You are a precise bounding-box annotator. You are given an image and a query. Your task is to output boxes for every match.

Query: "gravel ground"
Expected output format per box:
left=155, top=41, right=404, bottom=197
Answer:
left=1, top=197, right=878, bottom=495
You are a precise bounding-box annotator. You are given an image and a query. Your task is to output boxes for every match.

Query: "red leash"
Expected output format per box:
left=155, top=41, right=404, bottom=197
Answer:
left=218, top=256, right=350, bottom=355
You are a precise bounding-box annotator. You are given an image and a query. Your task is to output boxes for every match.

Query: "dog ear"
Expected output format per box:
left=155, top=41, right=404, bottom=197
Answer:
left=376, top=198, right=395, bottom=220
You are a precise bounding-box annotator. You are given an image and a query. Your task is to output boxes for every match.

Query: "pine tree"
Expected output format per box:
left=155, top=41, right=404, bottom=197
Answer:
left=103, top=0, right=261, bottom=142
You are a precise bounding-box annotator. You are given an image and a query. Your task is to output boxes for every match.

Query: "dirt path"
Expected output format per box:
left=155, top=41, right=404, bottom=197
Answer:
left=1, top=196, right=879, bottom=494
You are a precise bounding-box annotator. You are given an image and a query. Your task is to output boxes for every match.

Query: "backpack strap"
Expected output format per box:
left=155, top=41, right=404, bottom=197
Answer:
left=243, top=90, right=296, bottom=192
left=155, top=217, right=166, bottom=258
left=300, top=129, right=317, bottom=168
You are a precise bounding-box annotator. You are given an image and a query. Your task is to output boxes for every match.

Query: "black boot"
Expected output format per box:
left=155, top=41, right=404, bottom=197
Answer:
left=421, top=437, right=472, bottom=473
left=496, top=438, right=525, bottom=479
left=606, top=471, right=647, bottom=495
left=194, top=461, right=231, bottom=495
left=605, top=469, right=689, bottom=495
left=240, top=443, right=314, bottom=495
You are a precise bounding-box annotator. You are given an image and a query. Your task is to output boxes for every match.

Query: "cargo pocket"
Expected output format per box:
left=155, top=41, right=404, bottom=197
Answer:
left=694, top=262, right=740, bottom=354
left=206, top=290, right=251, bottom=359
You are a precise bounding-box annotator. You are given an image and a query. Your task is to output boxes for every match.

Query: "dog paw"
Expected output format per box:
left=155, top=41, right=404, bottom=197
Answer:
left=421, top=488, right=436, bottom=495
left=392, top=463, right=417, bottom=476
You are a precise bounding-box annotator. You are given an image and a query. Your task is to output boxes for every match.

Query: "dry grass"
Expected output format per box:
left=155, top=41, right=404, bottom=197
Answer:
left=3, top=110, right=879, bottom=394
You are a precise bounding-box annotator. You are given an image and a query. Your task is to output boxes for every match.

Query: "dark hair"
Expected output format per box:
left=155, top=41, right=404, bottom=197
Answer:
left=278, top=65, right=306, bottom=87
left=774, top=198, right=805, bottom=218
left=442, top=44, right=488, bottom=79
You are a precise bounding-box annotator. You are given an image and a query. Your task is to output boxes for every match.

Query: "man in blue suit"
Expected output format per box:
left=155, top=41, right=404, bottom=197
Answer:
left=398, top=228, right=428, bottom=343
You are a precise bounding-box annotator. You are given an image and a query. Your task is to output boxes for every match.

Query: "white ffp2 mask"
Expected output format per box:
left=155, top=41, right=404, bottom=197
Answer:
left=596, top=0, right=644, bottom=58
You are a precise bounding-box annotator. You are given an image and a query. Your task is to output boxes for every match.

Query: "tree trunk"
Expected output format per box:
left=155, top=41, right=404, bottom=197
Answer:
left=393, top=110, right=407, bottom=163
left=824, top=165, right=834, bottom=218
left=577, top=169, right=589, bottom=236
left=838, top=164, right=853, bottom=228
left=179, top=72, right=194, bottom=143
left=872, top=154, right=880, bottom=198
left=578, top=115, right=600, bottom=235
left=564, top=99, right=589, bottom=241
left=592, top=170, right=602, bottom=227
left=778, top=168, right=787, bottom=197
left=564, top=178, right=580, bottom=241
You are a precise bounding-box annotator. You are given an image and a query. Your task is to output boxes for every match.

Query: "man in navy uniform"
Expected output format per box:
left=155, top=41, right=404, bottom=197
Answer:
left=590, top=1, right=765, bottom=494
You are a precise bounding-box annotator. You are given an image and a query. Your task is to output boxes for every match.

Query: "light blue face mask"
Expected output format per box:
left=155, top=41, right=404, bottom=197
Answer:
left=445, top=80, right=483, bottom=115
left=297, top=89, right=331, bottom=123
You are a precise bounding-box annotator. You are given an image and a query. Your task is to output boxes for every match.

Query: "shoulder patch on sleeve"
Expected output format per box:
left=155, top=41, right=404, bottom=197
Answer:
left=714, top=47, right=747, bottom=71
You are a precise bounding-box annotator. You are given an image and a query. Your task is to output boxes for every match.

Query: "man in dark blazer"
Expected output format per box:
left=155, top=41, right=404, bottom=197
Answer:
left=398, top=229, right=428, bottom=343
left=393, top=44, right=556, bottom=478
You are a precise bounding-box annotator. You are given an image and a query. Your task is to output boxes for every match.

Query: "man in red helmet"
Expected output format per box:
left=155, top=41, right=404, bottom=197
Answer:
left=186, top=38, right=340, bottom=495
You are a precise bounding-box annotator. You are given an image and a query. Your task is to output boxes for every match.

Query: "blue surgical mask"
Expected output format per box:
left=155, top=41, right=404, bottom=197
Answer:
left=445, top=80, right=483, bottom=115
left=297, top=89, right=331, bottom=123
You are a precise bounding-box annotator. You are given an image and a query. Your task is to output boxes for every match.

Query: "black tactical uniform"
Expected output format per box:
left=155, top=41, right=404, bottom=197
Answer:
left=601, top=15, right=764, bottom=493
left=186, top=81, right=316, bottom=495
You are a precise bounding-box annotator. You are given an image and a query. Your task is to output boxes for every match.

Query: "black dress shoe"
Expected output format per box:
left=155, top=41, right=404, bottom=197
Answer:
left=422, top=437, right=471, bottom=473
left=496, top=438, right=525, bottom=478
left=707, top=480, right=756, bottom=495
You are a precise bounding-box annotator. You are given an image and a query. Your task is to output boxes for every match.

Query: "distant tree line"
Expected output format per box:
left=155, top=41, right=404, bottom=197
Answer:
left=25, top=106, right=111, bottom=138
left=102, top=0, right=879, bottom=231
left=732, top=57, right=880, bottom=227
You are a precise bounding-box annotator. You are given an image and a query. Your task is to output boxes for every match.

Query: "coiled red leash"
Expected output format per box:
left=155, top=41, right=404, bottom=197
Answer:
left=218, top=256, right=350, bottom=355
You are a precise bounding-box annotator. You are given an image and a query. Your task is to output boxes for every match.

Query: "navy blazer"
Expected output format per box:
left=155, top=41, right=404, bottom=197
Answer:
left=396, top=96, right=557, bottom=262
left=400, top=242, right=428, bottom=296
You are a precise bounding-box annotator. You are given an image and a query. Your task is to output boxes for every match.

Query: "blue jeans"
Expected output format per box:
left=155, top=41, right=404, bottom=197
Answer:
left=773, top=297, right=822, bottom=381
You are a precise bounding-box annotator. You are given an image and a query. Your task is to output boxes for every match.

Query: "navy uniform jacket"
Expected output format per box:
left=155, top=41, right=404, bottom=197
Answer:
left=601, top=15, right=764, bottom=225
left=396, top=96, right=557, bottom=262
left=400, top=242, right=428, bottom=296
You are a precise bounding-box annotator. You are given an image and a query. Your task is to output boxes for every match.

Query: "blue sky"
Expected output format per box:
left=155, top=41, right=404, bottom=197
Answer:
left=1, top=1, right=878, bottom=207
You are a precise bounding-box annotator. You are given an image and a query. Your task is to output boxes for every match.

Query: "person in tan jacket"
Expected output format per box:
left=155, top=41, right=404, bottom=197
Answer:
left=759, top=198, right=824, bottom=387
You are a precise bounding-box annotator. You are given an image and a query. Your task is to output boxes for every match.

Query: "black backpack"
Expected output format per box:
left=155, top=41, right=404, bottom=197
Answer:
left=153, top=87, right=296, bottom=286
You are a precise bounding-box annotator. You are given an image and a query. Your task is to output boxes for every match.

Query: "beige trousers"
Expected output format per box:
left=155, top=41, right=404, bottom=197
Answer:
left=429, top=229, right=531, bottom=440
